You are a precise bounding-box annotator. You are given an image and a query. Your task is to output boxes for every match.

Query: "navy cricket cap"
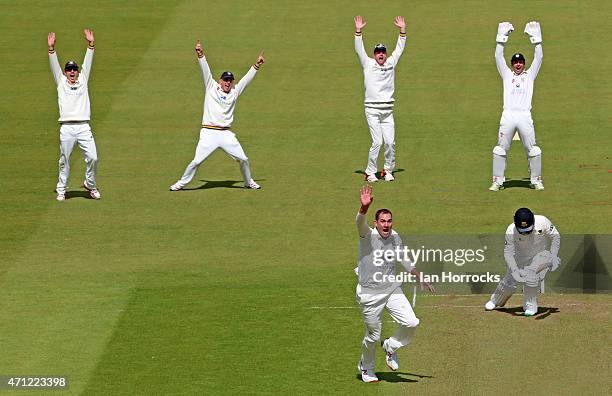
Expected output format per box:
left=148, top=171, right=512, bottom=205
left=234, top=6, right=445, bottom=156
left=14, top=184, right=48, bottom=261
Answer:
left=511, top=53, right=526, bottom=63
left=514, top=208, right=535, bottom=234
left=64, top=61, right=79, bottom=71
left=373, top=43, right=387, bottom=53
left=220, top=71, right=234, bottom=81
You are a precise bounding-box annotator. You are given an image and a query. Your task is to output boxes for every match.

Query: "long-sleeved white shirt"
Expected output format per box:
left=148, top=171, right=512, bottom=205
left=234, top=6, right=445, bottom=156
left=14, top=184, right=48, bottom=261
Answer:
left=355, top=213, right=414, bottom=299
left=504, top=215, right=560, bottom=271
left=49, top=48, right=94, bottom=122
left=198, top=57, right=257, bottom=128
left=355, top=34, right=406, bottom=108
left=496, top=43, right=543, bottom=112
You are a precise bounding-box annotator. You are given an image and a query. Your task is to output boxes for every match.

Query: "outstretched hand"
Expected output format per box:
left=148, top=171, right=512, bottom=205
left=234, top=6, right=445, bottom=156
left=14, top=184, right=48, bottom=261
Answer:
left=394, top=16, right=406, bottom=32
left=195, top=39, right=204, bottom=58
left=255, top=50, right=265, bottom=67
left=47, top=32, right=56, bottom=50
left=421, top=279, right=436, bottom=293
left=359, top=185, right=373, bottom=213
left=84, top=28, right=94, bottom=46
left=354, top=15, right=366, bottom=32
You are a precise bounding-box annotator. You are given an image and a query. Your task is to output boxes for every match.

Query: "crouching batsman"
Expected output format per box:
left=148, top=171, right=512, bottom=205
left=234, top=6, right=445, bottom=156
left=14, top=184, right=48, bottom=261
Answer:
left=354, top=185, right=435, bottom=383
left=485, top=208, right=561, bottom=316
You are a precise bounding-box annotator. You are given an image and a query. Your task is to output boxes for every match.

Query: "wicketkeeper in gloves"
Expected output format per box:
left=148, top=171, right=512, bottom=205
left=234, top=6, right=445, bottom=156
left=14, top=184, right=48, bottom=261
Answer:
left=490, top=21, right=545, bottom=191
left=485, top=208, right=561, bottom=316
left=355, top=185, right=435, bottom=382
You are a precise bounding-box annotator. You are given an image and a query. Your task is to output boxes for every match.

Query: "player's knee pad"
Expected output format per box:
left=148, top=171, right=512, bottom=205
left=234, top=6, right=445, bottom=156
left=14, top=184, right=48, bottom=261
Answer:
left=528, top=145, right=542, bottom=158
left=493, top=146, right=507, bottom=156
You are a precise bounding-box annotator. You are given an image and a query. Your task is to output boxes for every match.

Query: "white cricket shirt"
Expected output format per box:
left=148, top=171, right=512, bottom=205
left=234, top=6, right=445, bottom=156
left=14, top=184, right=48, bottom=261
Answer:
left=496, top=43, right=543, bottom=112
left=355, top=34, right=406, bottom=109
left=198, top=57, right=257, bottom=128
left=49, top=48, right=94, bottom=122
left=504, top=215, right=560, bottom=269
left=355, top=213, right=414, bottom=301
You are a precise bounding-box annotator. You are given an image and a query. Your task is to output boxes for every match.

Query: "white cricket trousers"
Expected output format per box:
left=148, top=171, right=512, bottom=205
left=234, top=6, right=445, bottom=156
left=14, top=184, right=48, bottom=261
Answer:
left=497, top=111, right=536, bottom=153
left=364, top=107, right=395, bottom=175
left=357, top=289, right=419, bottom=371
left=175, top=128, right=252, bottom=188
left=56, top=123, right=98, bottom=194
left=492, top=110, right=543, bottom=185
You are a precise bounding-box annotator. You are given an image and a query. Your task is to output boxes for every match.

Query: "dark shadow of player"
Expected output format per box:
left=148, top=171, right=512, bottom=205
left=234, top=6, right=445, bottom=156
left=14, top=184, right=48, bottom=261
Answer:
left=355, top=371, right=433, bottom=383
left=495, top=306, right=559, bottom=319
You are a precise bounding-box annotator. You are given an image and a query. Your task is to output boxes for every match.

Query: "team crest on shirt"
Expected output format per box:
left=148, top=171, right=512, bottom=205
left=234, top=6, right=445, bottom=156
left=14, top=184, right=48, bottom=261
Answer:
left=512, top=77, right=525, bottom=88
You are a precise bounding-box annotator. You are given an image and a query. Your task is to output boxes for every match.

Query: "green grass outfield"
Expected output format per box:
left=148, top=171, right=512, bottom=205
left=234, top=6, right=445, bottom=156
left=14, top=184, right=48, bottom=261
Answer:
left=0, top=0, right=611, bottom=394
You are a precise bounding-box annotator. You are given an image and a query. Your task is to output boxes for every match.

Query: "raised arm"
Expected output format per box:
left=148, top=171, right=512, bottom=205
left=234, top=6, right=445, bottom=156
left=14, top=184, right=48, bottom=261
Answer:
left=234, top=50, right=264, bottom=96
left=80, top=29, right=95, bottom=82
left=495, top=22, right=514, bottom=78
left=388, top=16, right=407, bottom=65
left=528, top=44, right=543, bottom=79
left=356, top=185, right=373, bottom=237
left=195, top=40, right=215, bottom=90
left=354, top=15, right=368, bottom=67
left=524, top=21, right=543, bottom=79
left=47, top=32, right=62, bottom=85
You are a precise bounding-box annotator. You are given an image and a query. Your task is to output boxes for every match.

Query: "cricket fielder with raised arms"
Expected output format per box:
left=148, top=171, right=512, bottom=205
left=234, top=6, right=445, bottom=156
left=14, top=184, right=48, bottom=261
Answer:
left=48, top=29, right=101, bottom=201
left=170, top=39, right=264, bottom=191
left=485, top=208, right=560, bottom=316
left=354, top=16, right=406, bottom=182
left=490, top=21, right=544, bottom=191
left=355, top=185, right=434, bottom=382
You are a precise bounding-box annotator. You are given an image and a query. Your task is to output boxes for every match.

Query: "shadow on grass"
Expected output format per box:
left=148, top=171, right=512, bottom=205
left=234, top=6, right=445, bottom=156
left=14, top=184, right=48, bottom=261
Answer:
left=180, top=179, right=265, bottom=190
left=354, top=168, right=405, bottom=178
left=356, top=370, right=432, bottom=383
left=502, top=178, right=532, bottom=189
left=495, top=306, right=559, bottom=319
left=64, top=191, right=92, bottom=200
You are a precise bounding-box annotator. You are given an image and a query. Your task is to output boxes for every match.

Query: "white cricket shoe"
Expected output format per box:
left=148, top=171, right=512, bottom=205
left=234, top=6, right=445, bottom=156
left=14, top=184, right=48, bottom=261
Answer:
left=244, top=179, right=261, bottom=189
left=56, top=192, right=65, bottom=202
left=383, top=171, right=395, bottom=182
left=357, top=361, right=379, bottom=383
left=489, top=182, right=503, bottom=191
left=365, top=173, right=378, bottom=183
left=382, top=339, right=399, bottom=371
left=524, top=308, right=537, bottom=316
left=531, top=182, right=545, bottom=190
left=169, top=183, right=182, bottom=191
left=83, top=182, right=101, bottom=200
left=484, top=301, right=496, bottom=311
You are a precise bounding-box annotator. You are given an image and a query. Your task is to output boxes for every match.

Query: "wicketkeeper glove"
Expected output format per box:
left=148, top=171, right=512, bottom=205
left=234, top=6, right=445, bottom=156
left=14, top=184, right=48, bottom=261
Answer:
left=549, top=256, right=561, bottom=272
left=524, top=21, right=542, bottom=44
left=496, top=22, right=514, bottom=43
